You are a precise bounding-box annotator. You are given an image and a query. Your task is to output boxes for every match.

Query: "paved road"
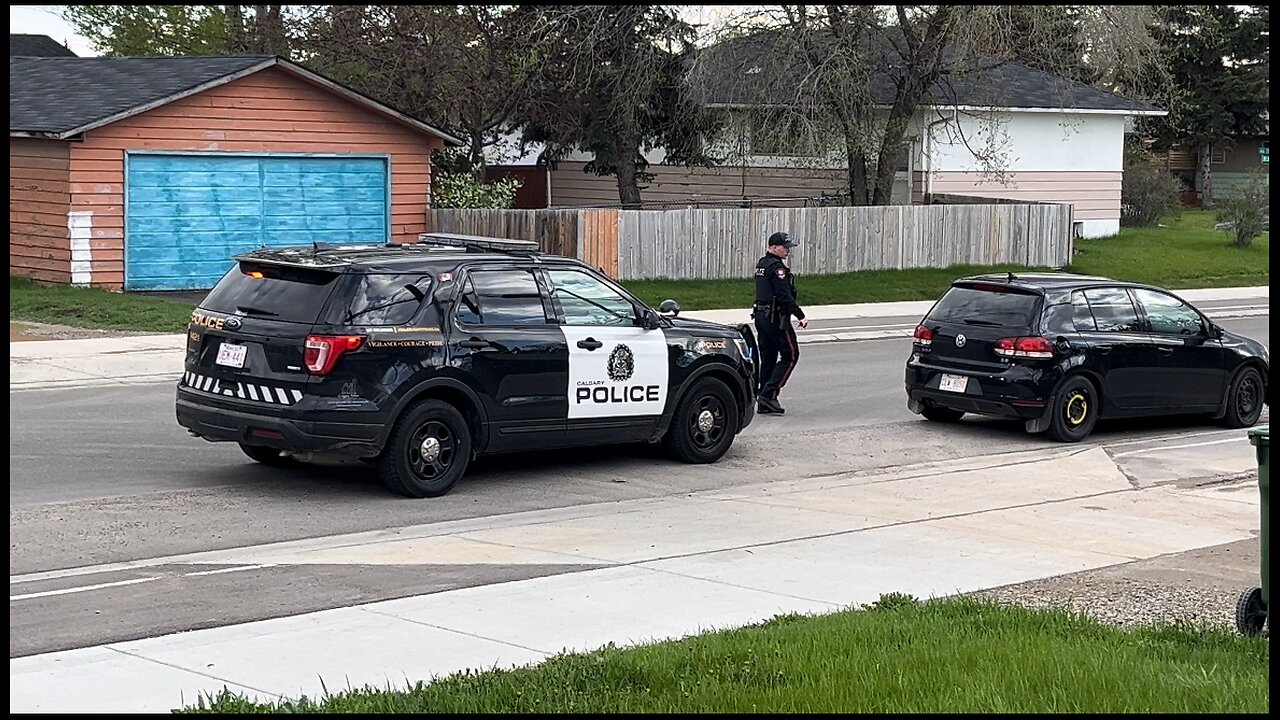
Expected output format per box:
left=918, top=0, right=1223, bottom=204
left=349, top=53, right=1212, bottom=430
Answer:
left=8, top=314, right=1269, bottom=656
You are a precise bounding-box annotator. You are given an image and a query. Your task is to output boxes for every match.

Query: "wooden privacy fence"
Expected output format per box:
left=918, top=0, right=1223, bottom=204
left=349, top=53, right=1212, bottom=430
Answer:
left=426, top=203, right=1073, bottom=281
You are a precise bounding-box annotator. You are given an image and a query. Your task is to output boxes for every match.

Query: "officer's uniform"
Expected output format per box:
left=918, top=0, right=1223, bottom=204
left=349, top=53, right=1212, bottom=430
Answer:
left=752, top=232, right=804, bottom=413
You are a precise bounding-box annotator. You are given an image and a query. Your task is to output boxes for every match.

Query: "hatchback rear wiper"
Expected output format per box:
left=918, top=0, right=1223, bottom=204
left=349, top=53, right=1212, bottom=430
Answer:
left=236, top=305, right=279, bottom=317
left=961, top=317, right=1003, bottom=326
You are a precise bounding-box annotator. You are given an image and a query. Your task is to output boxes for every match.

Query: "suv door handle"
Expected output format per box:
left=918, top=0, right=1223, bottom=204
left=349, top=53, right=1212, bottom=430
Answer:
left=577, top=338, right=603, bottom=350
left=459, top=338, right=491, bottom=349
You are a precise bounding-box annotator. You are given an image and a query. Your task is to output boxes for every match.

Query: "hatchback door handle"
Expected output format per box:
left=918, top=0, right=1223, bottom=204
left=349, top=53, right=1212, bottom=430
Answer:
left=1156, top=346, right=1174, bottom=355
left=460, top=338, right=491, bottom=349
left=577, top=338, right=603, bottom=350
left=1095, top=345, right=1111, bottom=355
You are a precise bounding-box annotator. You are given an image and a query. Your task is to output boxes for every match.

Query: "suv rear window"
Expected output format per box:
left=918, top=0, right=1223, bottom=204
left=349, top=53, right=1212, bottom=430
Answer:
left=201, top=261, right=342, bottom=324
left=927, top=285, right=1042, bottom=328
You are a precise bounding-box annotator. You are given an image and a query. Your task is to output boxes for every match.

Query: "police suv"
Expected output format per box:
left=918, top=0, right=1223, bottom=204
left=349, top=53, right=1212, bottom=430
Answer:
left=176, top=234, right=760, bottom=498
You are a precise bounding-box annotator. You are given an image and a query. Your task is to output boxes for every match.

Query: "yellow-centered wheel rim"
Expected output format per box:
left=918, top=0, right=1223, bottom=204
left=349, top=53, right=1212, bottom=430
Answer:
left=1066, top=392, right=1088, bottom=426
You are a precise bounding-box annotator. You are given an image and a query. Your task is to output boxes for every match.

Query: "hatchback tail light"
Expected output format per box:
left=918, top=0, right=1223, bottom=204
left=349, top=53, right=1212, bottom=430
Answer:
left=913, top=324, right=934, bottom=347
left=995, top=336, right=1055, bottom=359
left=304, top=334, right=365, bottom=375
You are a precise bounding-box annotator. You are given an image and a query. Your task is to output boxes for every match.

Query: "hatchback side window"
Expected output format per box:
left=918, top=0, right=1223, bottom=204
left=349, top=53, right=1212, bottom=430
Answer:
left=546, top=269, right=636, bottom=326
left=455, top=269, right=549, bottom=326
left=1131, top=288, right=1205, bottom=336
left=1081, top=287, right=1141, bottom=332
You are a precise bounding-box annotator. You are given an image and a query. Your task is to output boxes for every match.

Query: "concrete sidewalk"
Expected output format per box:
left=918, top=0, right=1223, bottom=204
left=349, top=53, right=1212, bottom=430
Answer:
left=9, top=444, right=1262, bottom=712
left=9, top=286, right=1270, bottom=391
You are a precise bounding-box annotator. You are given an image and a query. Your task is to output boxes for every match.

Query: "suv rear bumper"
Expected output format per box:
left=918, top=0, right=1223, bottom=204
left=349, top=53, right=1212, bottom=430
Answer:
left=176, top=389, right=384, bottom=457
left=904, top=356, right=1061, bottom=426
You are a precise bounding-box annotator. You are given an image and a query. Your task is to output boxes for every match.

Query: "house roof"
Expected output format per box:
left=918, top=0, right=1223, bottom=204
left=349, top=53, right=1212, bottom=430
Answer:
left=692, top=31, right=1163, bottom=116
left=9, top=55, right=464, bottom=144
left=10, top=34, right=77, bottom=57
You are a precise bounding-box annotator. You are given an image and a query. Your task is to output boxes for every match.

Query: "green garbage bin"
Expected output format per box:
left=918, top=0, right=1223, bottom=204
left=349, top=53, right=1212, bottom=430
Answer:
left=1235, top=424, right=1268, bottom=635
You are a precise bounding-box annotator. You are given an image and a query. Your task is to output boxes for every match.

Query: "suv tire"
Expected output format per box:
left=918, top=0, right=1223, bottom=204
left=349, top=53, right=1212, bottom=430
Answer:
left=1220, top=366, right=1265, bottom=429
left=665, top=377, right=739, bottom=464
left=1045, top=376, right=1099, bottom=443
left=378, top=400, right=472, bottom=498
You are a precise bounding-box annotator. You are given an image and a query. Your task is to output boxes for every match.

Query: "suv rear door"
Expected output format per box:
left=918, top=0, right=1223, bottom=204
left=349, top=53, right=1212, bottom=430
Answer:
left=184, top=260, right=342, bottom=406
left=449, top=264, right=568, bottom=452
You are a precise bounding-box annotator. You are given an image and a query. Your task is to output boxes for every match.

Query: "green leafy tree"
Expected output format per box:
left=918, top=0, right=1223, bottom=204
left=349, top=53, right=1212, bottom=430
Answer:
left=60, top=5, right=296, bottom=57
left=516, top=5, right=725, bottom=207
left=1135, top=5, right=1270, bottom=208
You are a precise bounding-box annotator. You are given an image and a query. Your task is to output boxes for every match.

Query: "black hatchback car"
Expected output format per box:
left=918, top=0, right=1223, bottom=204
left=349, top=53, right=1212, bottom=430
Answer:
left=905, top=273, right=1268, bottom=442
left=176, top=233, right=760, bottom=497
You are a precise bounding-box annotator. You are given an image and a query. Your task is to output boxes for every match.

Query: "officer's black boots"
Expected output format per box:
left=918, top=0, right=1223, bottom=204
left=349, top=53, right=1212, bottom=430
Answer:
left=758, top=396, right=785, bottom=414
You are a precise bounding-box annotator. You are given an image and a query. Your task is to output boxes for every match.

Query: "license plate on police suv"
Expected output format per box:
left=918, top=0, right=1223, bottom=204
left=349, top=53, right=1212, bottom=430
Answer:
left=938, top=374, right=969, bottom=393
left=215, top=342, right=248, bottom=369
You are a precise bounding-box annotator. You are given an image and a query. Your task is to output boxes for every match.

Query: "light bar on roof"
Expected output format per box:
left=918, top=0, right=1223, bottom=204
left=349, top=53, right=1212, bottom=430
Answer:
left=416, top=232, right=539, bottom=252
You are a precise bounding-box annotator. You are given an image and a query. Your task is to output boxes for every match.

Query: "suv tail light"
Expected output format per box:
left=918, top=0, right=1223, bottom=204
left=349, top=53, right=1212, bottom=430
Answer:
left=913, top=324, right=934, bottom=348
left=304, top=335, right=365, bottom=375
left=995, top=336, right=1055, bottom=359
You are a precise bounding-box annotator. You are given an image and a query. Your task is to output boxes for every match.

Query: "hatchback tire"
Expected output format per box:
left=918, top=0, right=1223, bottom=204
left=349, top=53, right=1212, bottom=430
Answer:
left=1045, top=376, right=1099, bottom=443
left=1220, top=366, right=1265, bottom=429
left=665, top=377, right=739, bottom=464
left=378, top=400, right=472, bottom=498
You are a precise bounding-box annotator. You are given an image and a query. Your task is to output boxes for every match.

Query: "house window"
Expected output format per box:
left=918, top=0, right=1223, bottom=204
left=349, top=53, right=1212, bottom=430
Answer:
left=1210, top=148, right=1226, bottom=164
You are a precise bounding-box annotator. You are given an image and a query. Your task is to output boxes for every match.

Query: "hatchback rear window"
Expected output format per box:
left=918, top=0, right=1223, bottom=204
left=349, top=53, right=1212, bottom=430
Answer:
left=201, top=261, right=342, bottom=324
left=927, top=285, right=1042, bottom=328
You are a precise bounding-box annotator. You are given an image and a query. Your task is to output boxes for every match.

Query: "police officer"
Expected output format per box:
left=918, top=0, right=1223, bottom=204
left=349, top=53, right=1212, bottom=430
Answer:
left=753, top=231, right=807, bottom=414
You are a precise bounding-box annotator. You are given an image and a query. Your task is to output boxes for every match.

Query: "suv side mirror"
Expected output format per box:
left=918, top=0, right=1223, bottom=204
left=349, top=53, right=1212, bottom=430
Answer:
left=659, top=299, right=680, bottom=317
left=1208, top=322, right=1224, bottom=339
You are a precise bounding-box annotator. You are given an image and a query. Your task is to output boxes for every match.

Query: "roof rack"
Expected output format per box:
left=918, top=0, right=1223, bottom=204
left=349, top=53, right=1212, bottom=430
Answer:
left=413, top=232, right=540, bottom=254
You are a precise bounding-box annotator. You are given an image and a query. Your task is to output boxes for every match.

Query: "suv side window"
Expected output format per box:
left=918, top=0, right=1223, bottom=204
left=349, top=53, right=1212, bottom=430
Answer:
left=546, top=268, right=636, bottom=326
left=1131, top=288, right=1205, bottom=335
left=455, top=269, right=550, bottom=326
left=1082, top=287, right=1141, bottom=332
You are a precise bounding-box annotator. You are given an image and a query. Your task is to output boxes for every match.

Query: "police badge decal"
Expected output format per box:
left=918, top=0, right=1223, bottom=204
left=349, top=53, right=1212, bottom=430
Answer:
left=607, top=344, right=635, bottom=381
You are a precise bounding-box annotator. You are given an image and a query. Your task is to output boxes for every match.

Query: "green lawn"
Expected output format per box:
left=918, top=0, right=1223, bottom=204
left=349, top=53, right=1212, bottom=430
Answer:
left=178, top=596, right=1268, bottom=714
left=9, top=210, right=1268, bottom=331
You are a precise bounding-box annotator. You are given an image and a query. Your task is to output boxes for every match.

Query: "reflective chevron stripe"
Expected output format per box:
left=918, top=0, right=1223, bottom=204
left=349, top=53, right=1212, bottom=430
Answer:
left=182, top=371, right=303, bottom=406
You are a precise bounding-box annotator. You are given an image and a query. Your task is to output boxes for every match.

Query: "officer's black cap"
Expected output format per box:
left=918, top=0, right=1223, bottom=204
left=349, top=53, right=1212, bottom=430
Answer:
left=768, top=231, right=797, bottom=248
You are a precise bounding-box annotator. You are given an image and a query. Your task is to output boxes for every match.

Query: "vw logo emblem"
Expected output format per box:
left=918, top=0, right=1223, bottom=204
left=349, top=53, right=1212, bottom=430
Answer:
left=225, top=316, right=243, bottom=330
left=955, top=334, right=967, bottom=348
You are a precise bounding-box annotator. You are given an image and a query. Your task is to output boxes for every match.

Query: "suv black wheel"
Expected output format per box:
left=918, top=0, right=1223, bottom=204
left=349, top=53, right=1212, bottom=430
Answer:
left=378, top=400, right=472, bottom=498
left=1045, top=376, right=1098, bottom=443
left=921, top=405, right=965, bottom=422
left=665, top=377, right=739, bottom=463
left=239, top=443, right=296, bottom=467
left=1220, top=366, right=1265, bottom=429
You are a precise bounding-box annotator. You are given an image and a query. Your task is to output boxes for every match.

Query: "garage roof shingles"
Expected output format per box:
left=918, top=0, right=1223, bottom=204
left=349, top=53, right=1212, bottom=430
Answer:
left=10, top=55, right=274, bottom=135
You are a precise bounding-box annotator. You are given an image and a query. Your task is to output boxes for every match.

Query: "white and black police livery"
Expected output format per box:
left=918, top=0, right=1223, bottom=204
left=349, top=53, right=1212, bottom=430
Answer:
left=177, top=233, right=760, bottom=498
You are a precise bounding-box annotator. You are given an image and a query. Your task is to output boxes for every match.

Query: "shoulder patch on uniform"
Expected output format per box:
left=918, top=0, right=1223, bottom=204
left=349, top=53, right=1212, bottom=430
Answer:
left=755, top=268, right=765, bottom=276
left=776, top=268, right=787, bottom=278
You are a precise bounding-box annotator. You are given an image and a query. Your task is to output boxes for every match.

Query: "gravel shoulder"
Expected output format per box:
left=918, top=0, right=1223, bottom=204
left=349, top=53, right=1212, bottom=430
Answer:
left=967, top=538, right=1265, bottom=630
left=9, top=321, right=167, bottom=342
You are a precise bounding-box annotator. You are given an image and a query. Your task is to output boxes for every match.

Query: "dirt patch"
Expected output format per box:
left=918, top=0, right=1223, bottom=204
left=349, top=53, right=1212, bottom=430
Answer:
left=10, top=321, right=168, bottom=342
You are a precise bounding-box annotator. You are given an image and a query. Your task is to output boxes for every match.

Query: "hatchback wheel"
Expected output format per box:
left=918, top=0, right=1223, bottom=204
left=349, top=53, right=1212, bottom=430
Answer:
left=1045, top=376, right=1098, bottom=442
left=378, top=400, right=472, bottom=498
left=1221, top=366, right=1265, bottom=429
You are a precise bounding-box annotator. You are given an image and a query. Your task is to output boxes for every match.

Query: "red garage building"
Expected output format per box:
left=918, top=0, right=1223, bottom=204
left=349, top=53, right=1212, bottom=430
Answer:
left=10, top=52, right=460, bottom=290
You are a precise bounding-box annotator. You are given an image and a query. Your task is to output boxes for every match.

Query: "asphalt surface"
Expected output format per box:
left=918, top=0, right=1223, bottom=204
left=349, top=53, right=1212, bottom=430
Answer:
left=8, top=313, right=1269, bottom=657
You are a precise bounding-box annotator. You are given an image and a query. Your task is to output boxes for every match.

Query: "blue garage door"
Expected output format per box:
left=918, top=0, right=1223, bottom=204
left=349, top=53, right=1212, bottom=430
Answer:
left=125, top=154, right=388, bottom=290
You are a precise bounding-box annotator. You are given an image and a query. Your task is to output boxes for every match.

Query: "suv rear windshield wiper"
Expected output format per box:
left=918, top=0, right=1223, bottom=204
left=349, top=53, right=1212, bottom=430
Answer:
left=960, top=317, right=1004, bottom=326
left=236, top=305, right=279, bottom=317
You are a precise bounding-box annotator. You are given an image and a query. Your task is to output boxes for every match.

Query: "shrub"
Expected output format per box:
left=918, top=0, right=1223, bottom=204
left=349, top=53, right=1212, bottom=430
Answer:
left=430, top=147, right=523, bottom=209
left=1213, top=169, right=1270, bottom=248
left=1121, top=146, right=1184, bottom=227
